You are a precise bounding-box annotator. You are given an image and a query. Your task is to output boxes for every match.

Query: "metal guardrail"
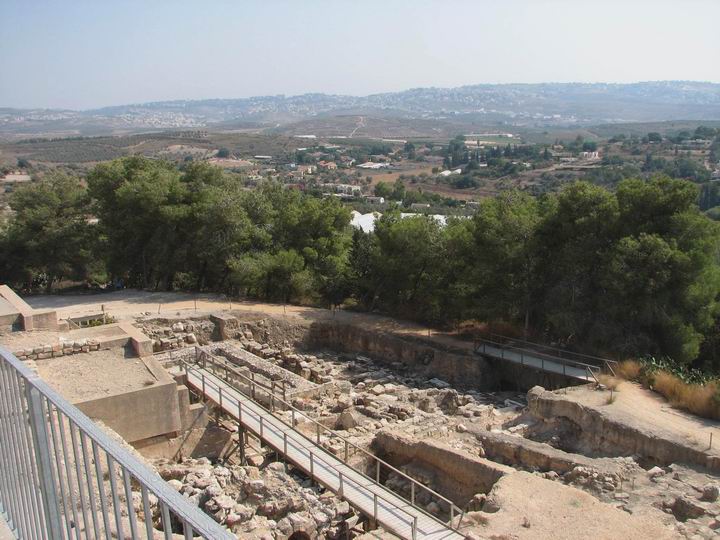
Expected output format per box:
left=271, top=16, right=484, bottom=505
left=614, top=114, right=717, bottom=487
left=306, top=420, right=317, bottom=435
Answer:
left=474, top=336, right=619, bottom=381
left=0, top=346, right=235, bottom=540
left=184, top=348, right=466, bottom=533
left=182, top=363, right=429, bottom=539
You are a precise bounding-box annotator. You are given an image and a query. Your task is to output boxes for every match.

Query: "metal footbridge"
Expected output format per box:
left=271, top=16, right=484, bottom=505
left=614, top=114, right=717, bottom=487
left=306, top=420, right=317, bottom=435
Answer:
left=473, top=334, right=618, bottom=383
left=174, top=351, right=465, bottom=540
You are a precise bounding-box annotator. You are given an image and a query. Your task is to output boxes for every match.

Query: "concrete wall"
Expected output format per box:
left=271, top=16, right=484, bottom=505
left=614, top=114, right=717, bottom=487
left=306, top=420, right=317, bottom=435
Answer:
left=0, top=312, right=21, bottom=332
left=76, top=379, right=181, bottom=443
left=0, top=285, right=58, bottom=331
left=74, top=356, right=182, bottom=443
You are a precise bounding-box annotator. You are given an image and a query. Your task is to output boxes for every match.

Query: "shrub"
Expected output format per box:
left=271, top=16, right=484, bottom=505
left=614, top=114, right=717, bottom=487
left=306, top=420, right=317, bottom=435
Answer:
left=598, top=374, right=620, bottom=391
left=651, top=371, right=720, bottom=419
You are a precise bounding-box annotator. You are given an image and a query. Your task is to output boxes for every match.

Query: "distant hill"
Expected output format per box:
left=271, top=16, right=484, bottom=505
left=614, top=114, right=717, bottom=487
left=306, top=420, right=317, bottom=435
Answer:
left=2, top=81, right=720, bottom=139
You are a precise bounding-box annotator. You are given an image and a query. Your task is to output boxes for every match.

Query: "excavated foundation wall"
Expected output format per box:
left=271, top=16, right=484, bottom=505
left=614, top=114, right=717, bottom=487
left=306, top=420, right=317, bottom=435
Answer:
left=306, top=321, right=579, bottom=391
left=528, top=387, right=720, bottom=471
left=372, top=431, right=514, bottom=504
left=307, top=321, right=497, bottom=389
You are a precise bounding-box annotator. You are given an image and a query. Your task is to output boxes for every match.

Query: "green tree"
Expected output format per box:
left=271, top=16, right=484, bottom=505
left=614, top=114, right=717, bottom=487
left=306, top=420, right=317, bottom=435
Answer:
left=472, top=191, right=542, bottom=334
left=3, top=173, right=101, bottom=290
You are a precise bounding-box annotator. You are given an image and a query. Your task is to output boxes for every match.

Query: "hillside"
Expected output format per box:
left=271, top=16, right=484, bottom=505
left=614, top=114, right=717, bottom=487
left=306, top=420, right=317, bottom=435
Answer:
left=2, top=81, right=720, bottom=140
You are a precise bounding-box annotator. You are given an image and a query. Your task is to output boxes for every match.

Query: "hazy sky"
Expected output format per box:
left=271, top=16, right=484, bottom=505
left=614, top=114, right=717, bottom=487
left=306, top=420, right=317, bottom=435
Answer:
left=2, top=0, right=719, bottom=110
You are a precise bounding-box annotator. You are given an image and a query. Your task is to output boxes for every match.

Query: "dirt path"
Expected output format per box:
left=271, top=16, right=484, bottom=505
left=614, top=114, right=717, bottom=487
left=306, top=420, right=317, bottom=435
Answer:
left=568, top=381, right=720, bottom=456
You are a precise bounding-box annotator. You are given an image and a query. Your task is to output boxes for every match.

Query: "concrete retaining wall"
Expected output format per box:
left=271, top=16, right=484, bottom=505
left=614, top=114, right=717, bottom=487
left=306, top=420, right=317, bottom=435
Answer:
left=74, top=356, right=182, bottom=443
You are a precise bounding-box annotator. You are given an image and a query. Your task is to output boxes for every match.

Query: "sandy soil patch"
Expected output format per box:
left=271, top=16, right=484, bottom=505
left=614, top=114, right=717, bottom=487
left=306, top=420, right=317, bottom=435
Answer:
left=36, top=349, right=158, bottom=402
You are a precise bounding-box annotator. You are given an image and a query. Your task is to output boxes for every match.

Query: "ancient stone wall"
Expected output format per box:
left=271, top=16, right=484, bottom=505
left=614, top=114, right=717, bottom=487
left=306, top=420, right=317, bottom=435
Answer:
left=527, top=386, right=720, bottom=472
left=307, top=321, right=498, bottom=389
left=373, top=431, right=514, bottom=505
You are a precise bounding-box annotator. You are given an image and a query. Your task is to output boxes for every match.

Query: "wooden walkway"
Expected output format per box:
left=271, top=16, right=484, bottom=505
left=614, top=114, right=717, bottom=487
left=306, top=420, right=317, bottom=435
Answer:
left=178, top=363, right=464, bottom=540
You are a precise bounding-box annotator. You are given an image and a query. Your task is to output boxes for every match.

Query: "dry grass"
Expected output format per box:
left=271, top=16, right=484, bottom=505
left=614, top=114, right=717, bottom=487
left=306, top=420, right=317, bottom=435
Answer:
left=598, top=374, right=621, bottom=390
left=651, top=371, right=720, bottom=419
left=614, top=359, right=720, bottom=420
left=616, top=359, right=642, bottom=381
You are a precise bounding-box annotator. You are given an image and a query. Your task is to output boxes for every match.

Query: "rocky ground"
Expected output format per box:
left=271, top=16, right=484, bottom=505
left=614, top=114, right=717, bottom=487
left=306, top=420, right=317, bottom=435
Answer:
left=155, top=457, right=355, bottom=540
left=197, top=322, right=720, bottom=539
left=10, top=302, right=720, bottom=540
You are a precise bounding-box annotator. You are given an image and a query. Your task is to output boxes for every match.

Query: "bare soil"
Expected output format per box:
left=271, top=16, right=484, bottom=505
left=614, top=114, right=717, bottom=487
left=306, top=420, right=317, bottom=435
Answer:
left=36, top=349, right=158, bottom=401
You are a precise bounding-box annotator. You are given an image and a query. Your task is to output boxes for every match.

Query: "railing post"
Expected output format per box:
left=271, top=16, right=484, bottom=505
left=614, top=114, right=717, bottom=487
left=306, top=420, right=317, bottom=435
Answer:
left=26, top=387, right=64, bottom=540
left=411, top=481, right=415, bottom=505
left=309, top=452, right=314, bottom=479
left=339, top=472, right=344, bottom=498
left=259, top=416, right=264, bottom=439
left=283, top=433, right=288, bottom=471
left=412, top=516, right=418, bottom=540
left=376, top=460, right=380, bottom=482
left=219, top=386, right=223, bottom=410
left=201, top=373, right=206, bottom=401
left=344, top=439, right=348, bottom=462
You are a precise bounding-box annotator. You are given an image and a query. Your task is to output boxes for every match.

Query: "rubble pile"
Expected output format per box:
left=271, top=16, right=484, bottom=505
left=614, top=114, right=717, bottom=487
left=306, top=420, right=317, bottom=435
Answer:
left=139, top=320, right=215, bottom=352
left=154, top=457, right=354, bottom=540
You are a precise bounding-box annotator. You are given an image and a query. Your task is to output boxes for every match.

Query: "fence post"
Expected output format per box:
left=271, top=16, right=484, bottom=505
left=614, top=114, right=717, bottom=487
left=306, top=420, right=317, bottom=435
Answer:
left=26, top=387, right=64, bottom=540
left=283, top=433, right=288, bottom=471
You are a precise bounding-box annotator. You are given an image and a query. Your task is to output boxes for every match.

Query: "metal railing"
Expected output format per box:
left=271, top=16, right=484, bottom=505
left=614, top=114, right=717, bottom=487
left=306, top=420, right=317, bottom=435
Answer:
left=182, top=361, right=455, bottom=540
left=473, top=336, right=619, bottom=381
left=0, top=346, right=235, bottom=540
left=481, top=332, right=615, bottom=365
left=183, top=348, right=465, bottom=533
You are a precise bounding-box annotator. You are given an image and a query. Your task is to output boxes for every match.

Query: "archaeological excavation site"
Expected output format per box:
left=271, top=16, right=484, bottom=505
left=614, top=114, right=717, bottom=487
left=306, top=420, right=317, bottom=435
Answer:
left=1, top=288, right=720, bottom=540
